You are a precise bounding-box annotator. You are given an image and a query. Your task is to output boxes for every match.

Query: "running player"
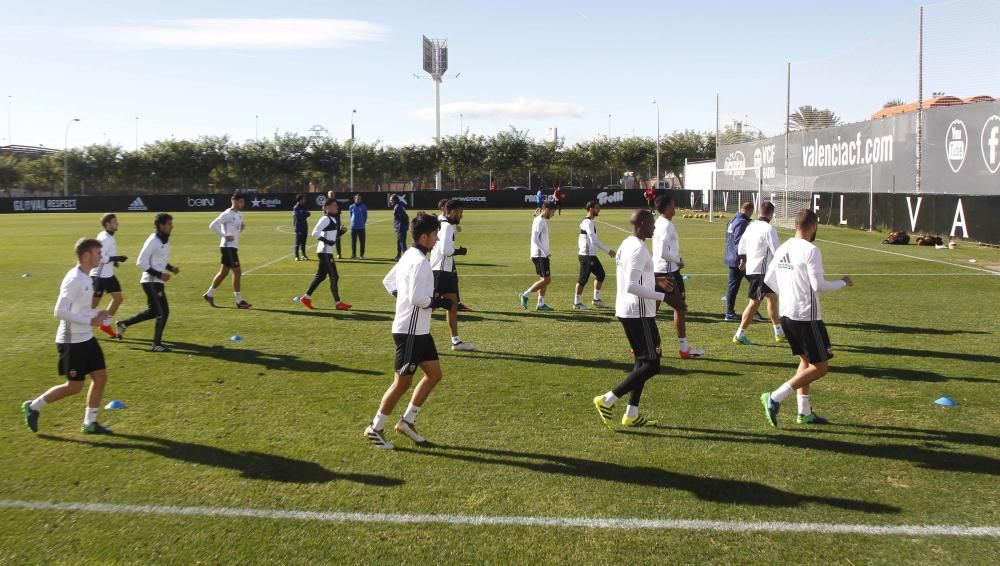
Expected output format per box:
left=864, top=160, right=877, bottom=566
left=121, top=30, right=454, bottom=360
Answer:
left=22, top=238, right=114, bottom=434
left=431, top=200, right=474, bottom=351
left=760, top=209, right=853, bottom=426
left=652, top=194, right=704, bottom=359
left=520, top=201, right=555, bottom=311
left=733, top=201, right=785, bottom=345
left=437, top=198, right=471, bottom=312
left=574, top=201, right=615, bottom=310
left=90, top=213, right=127, bottom=338
left=204, top=192, right=251, bottom=309
left=365, top=213, right=453, bottom=449
left=299, top=198, right=351, bottom=311
left=593, top=209, right=671, bottom=428
left=117, top=213, right=179, bottom=352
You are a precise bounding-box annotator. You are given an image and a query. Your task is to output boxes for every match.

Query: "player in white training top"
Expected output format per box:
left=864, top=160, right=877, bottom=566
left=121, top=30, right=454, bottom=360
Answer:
left=759, top=209, right=853, bottom=427
left=90, top=213, right=127, bottom=338
left=574, top=201, right=615, bottom=310
left=22, top=238, right=115, bottom=434
left=592, top=209, right=673, bottom=429
left=364, top=213, right=454, bottom=449
left=651, top=194, right=704, bottom=359
left=431, top=200, right=474, bottom=351
left=520, top=201, right=556, bottom=311
left=204, top=192, right=251, bottom=309
left=733, top=201, right=785, bottom=345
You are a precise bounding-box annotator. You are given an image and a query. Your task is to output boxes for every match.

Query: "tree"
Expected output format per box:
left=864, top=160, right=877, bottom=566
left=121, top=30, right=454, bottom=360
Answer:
left=0, top=155, right=23, bottom=193
left=883, top=98, right=905, bottom=108
left=788, top=105, right=842, bottom=131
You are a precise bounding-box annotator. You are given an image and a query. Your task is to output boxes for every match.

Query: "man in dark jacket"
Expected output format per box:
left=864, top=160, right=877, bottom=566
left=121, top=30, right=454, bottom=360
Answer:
left=292, top=194, right=311, bottom=260
left=724, top=202, right=754, bottom=320
left=391, top=194, right=409, bottom=261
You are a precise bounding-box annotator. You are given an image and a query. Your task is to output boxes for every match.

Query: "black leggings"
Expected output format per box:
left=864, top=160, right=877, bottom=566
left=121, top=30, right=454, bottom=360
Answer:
left=294, top=231, right=308, bottom=258
left=611, top=358, right=661, bottom=406
left=121, top=282, right=169, bottom=345
left=307, top=253, right=340, bottom=301
left=351, top=229, right=366, bottom=257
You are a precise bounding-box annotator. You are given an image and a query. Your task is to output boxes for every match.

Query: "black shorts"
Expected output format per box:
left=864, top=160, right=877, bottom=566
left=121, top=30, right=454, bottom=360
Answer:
left=93, top=275, right=122, bottom=297
left=577, top=255, right=606, bottom=285
left=532, top=257, right=551, bottom=278
left=618, top=317, right=662, bottom=362
left=654, top=271, right=687, bottom=311
left=747, top=274, right=774, bottom=301
left=433, top=270, right=459, bottom=295
left=220, top=247, right=241, bottom=268
left=780, top=317, right=833, bottom=364
left=393, top=333, right=439, bottom=376
left=56, top=337, right=106, bottom=381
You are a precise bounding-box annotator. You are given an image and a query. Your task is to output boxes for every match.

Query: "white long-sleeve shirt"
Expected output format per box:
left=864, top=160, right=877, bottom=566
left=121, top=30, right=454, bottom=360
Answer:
left=430, top=220, right=457, bottom=272
left=764, top=237, right=847, bottom=322
left=312, top=214, right=341, bottom=254
left=209, top=208, right=243, bottom=248
left=384, top=247, right=436, bottom=335
left=738, top=219, right=780, bottom=275
left=55, top=266, right=99, bottom=344
left=137, top=232, right=171, bottom=284
left=90, top=230, right=118, bottom=279
left=578, top=217, right=610, bottom=256
left=651, top=216, right=681, bottom=273
left=615, top=236, right=665, bottom=318
left=530, top=215, right=550, bottom=258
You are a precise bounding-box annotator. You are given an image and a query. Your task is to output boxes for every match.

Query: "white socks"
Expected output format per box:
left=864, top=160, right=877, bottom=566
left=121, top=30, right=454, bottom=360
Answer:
left=30, top=397, right=47, bottom=411
left=403, top=403, right=421, bottom=424
left=205, top=287, right=215, bottom=298
left=797, top=395, right=811, bottom=416
left=451, top=336, right=461, bottom=345
left=735, top=327, right=746, bottom=338
left=602, top=392, right=619, bottom=406
left=84, top=407, right=99, bottom=426
left=522, top=289, right=532, bottom=297
left=679, top=337, right=689, bottom=350
left=371, top=412, right=388, bottom=431
left=594, top=290, right=602, bottom=301
left=625, top=405, right=639, bottom=418
left=774, top=324, right=784, bottom=337
left=537, top=295, right=545, bottom=306
left=770, top=383, right=795, bottom=403
left=574, top=294, right=582, bottom=305
left=235, top=292, right=243, bottom=303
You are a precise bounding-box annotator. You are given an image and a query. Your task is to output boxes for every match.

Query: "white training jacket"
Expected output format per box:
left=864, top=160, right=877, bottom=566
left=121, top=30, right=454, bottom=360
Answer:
left=530, top=215, right=550, bottom=258
left=383, top=246, right=436, bottom=335
left=209, top=208, right=243, bottom=248
left=90, top=230, right=118, bottom=279
left=312, top=213, right=341, bottom=254
left=738, top=219, right=780, bottom=275
left=651, top=216, right=681, bottom=274
left=578, top=217, right=610, bottom=256
left=764, top=237, right=847, bottom=322
left=55, top=266, right=99, bottom=344
left=136, top=232, right=171, bottom=284
left=615, top=235, right=664, bottom=319
left=430, top=219, right=458, bottom=272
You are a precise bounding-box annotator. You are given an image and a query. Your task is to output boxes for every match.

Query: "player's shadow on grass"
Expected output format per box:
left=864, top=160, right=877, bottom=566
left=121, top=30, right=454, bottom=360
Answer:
left=827, top=321, right=990, bottom=336
left=839, top=344, right=1000, bottom=365
left=253, top=307, right=394, bottom=323
left=136, top=340, right=381, bottom=375
left=737, top=359, right=994, bottom=384
left=669, top=311, right=733, bottom=325
left=475, top=311, right=614, bottom=324
left=825, top=423, right=1000, bottom=450
left=649, top=426, right=1000, bottom=477
left=39, top=434, right=404, bottom=486
left=461, top=351, right=739, bottom=377
left=396, top=444, right=898, bottom=514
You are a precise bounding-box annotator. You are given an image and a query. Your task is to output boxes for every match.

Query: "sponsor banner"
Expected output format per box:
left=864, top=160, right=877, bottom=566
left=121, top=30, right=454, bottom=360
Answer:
left=717, top=101, right=1000, bottom=196
left=10, top=198, right=79, bottom=212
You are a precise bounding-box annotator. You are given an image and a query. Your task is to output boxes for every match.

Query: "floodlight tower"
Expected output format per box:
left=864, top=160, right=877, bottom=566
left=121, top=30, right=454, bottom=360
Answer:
left=422, top=35, right=449, bottom=191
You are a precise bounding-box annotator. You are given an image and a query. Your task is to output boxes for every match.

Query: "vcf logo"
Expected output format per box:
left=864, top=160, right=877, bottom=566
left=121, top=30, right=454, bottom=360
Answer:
left=983, top=115, right=1000, bottom=174
left=946, top=119, right=967, bottom=173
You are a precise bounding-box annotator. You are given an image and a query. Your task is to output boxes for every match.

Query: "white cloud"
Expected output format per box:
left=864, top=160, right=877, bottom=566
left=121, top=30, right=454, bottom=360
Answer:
left=410, top=97, right=585, bottom=121
left=74, top=18, right=389, bottom=49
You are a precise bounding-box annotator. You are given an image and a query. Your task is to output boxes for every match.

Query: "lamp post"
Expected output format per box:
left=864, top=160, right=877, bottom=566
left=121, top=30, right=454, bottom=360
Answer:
left=349, top=109, right=357, bottom=191
left=135, top=116, right=139, bottom=151
left=255, top=115, right=259, bottom=141
left=63, top=118, right=80, bottom=197
left=459, top=113, right=463, bottom=136
left=6, top=95, right=11, bottom=145
left=651, top=99, right=660, bottom=186
left=608, top=113, right=613, bottom=185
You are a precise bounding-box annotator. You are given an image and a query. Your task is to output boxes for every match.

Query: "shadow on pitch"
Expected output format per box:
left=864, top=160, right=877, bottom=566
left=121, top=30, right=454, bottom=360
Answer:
left=644, top=426, right=1000, bottom=477
left=826, top=321, right=990, bottom=336
left=456, top=350, right=739, bottom=377
left=252, top=307, right=394, bottom=323
left=129, top=340, right=381, bottom=375
left=395, top=444, right=898, bottom=514
left=839, top=344, right=1000, bottom=365
left=736, top=358, right=995, bottom=384
left=39, top=433, right=404, bottom=486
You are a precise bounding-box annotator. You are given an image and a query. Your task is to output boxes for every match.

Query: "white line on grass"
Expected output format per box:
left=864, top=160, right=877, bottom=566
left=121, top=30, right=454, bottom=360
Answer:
left=243, top=254, right=294, bottom=275
left=1, top=499, right=997, bottom=537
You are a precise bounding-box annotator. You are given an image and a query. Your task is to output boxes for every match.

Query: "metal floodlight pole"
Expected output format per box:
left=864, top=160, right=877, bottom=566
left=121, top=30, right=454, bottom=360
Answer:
left=6, top=95, right=11, bottom=144
left=422, top=35, right=449, bottom=191
left=652, top=99, right=660, bottom=184
left=916, top=6, right=924, bottom=194
left=135, top=116, right=139, bottom=151
left=350, top=109, right=357, bottom=191
left=63, top=118, right=80, bottom=197
left=608, top=113, right=612, bottom=185
left=785, top=62, right=790, bottom=190
left=255, top=115, right=259, bottom=142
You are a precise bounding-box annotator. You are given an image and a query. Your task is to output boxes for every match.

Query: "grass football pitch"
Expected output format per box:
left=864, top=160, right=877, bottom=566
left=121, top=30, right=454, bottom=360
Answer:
left=0, top=207, right=998, bottom=564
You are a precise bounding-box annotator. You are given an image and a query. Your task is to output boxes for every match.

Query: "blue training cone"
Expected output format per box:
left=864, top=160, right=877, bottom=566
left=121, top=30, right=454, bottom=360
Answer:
left=682, top=275, right=691, bottom=281
left=230, top=335, right=243, bottom=341
left=21, top=273, right=30, bottom=278
left=105, top=400, right=125, bottom=410
left=934, top=396, right=958, bottom=406
left=720, top=295, right=727, bottom=302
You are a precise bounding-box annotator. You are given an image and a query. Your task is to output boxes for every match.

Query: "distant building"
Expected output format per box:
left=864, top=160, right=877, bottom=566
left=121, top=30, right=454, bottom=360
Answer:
left=0, top=145, right=58, bottom=158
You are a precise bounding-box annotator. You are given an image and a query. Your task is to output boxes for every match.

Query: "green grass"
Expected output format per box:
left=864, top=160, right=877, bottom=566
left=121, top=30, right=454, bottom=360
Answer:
left=1, top=208, right=998, bottom=564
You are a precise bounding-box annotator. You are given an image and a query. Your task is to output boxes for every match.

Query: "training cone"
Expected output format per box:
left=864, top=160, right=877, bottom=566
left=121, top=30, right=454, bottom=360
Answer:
left=105, top=400, right=125, bottom=410
left=934, top=396, right=958, bottom=406
left=293, top=296, right=300, bottom=302
left=230, top=335, right=243, bottom=341
left=21, top=273, right=30, bottom=278
left=682, top=275, right=691, bottom=280
left=720, top=295, right=727, bottom=302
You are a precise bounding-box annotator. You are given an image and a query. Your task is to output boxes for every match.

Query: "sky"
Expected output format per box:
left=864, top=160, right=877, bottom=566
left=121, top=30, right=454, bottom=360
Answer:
left=1, top=0, right=995, bottom=151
